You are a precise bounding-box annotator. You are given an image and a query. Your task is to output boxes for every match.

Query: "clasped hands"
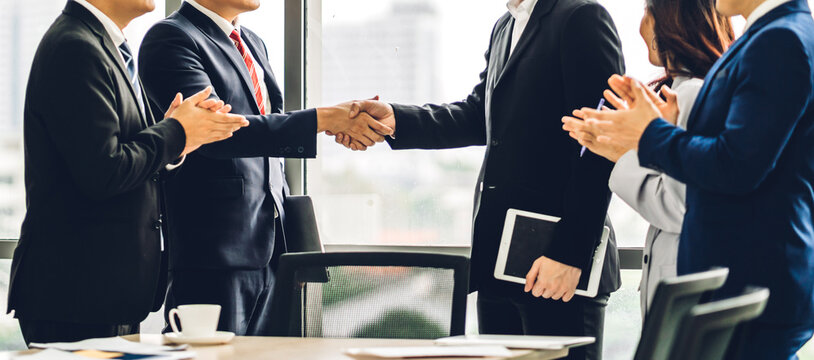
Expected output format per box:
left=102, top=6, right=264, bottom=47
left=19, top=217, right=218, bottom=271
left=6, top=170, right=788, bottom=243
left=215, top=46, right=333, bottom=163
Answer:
left=322, top=96, right=396, bottom=151
left=164, top=87, right=249, bottom=156
left=561, top=74, right=680, bottom=162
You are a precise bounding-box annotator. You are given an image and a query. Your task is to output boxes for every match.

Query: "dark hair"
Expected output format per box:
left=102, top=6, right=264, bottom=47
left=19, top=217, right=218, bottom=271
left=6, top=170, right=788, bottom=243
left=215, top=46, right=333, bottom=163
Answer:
left=646, top=0, right=734, bottom=87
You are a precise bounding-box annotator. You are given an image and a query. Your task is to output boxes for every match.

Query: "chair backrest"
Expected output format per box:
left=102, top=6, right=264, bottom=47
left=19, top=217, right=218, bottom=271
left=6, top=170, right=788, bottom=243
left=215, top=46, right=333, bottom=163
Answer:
left=269, top=251, right=469, bottom=339
left=668, top=287, right=769, bottom=360
left=633, top=267, right=729, bottom=360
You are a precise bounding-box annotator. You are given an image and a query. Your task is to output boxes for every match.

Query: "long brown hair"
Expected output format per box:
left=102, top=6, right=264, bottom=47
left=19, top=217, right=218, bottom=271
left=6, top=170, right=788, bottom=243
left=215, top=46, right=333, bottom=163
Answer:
left=646, top=0, right=735, bottom=82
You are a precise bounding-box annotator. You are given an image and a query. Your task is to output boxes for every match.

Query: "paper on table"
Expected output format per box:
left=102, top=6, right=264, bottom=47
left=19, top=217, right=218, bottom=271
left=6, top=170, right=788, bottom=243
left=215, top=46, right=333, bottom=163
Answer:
left=12, top=349, right=95, bottom=359
left=435, top=335, right=595, bottom=350
left=28, top=337, right=194, bottom=359
left=345, top=345, right=513, bottom=359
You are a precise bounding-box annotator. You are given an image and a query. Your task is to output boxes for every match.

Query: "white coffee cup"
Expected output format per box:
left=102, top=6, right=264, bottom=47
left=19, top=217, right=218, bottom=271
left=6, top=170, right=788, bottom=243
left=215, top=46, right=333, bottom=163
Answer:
left=168, top=304, right=221, bottom=338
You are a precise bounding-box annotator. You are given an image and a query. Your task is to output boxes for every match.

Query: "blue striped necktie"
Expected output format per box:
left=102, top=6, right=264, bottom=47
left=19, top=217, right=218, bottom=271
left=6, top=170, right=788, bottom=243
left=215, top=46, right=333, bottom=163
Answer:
left=118, top=41, right=146, bottom=118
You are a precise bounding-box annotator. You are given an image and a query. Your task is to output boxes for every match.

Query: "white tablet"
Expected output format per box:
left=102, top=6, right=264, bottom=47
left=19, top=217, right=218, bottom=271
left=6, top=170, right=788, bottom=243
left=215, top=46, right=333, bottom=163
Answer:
left=494, top=208, right=610, bottom=298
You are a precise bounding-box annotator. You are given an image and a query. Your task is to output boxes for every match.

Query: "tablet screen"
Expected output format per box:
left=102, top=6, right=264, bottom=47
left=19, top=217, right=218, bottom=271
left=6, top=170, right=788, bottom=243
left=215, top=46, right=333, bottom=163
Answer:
left=504, top=214, right=558, bottom=278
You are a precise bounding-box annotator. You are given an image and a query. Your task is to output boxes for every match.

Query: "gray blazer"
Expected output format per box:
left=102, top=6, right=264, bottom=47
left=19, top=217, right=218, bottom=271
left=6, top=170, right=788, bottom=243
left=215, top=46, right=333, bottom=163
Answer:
left=608, top=76, right=703, bottom=316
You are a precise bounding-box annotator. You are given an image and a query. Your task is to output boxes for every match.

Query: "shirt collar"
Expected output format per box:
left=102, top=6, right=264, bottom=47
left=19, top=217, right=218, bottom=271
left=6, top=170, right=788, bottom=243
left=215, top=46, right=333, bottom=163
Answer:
left=186, top=0, right=241, bottom=36
left=507, top=0, right=539, bottom=22
left=73, top=0, right=126, bottom=47
left=743, top=0, right=792, bottom=31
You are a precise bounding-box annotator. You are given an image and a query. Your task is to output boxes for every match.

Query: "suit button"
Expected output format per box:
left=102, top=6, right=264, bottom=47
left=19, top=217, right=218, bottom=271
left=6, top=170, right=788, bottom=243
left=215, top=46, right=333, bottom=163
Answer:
left=153, top=219, right=162, bottom=230
left=298, top=146, right=304, bottom=153
left=491, top=139, right=500, bottom=146
left=285, top=146, right=291, bottom=153
left=152, top=174, right=160, bottom=182
left=643, top=254, right=649, bottom=264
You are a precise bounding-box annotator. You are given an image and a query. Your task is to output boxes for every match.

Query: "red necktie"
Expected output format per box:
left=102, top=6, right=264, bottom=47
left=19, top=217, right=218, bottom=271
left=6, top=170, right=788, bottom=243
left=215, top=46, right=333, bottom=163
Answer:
left=229, top=30, right=266, bottom=115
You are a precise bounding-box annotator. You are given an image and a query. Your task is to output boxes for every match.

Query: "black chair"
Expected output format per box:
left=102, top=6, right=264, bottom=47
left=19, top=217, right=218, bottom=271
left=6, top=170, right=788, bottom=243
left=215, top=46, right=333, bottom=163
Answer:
left=633, top=267, right=729, bottom=360
left=269, top=251, right=469, bottom=339
left=669, top=287, right=769, bottom=360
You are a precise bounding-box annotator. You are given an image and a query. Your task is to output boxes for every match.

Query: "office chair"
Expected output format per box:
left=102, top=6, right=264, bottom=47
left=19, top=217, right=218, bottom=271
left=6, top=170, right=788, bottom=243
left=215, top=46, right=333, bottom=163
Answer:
left=633, top=267, right=729, bottom=360
left=668, top=287, right=769, bottom=360
left=269, top=251, right=469, bottom=339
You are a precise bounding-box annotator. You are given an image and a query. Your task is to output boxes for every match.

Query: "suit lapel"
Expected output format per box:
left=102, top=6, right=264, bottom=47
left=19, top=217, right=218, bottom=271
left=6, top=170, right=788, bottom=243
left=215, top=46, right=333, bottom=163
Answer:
left=487, top=19, right=512, bottom=93
left=179, top=3, right=261, bottom=114
left=66, top=2, right=149, bottom=129
left=494, top=0, right=559, bottom=89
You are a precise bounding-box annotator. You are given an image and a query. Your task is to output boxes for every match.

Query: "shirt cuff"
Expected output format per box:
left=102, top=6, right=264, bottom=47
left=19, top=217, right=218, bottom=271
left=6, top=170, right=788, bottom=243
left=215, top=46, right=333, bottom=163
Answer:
left=165, top=155, right=186, bottom=171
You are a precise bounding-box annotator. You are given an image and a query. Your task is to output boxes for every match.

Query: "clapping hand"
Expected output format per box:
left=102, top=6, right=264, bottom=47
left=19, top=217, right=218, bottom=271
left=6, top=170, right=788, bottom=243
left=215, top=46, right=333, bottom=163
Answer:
left=167, top=87, right=249, bottom=156
left=561, top=75, right=668, bottom=159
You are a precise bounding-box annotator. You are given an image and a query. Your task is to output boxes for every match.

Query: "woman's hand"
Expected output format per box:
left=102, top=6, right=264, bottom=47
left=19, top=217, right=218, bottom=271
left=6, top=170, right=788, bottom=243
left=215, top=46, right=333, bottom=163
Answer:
left=562, top=109, right=629, bottom=162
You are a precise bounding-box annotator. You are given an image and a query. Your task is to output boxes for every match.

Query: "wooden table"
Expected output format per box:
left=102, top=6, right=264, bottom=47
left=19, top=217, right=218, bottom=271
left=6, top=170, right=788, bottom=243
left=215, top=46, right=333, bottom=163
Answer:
left=1, top=334, right=570, bottom=360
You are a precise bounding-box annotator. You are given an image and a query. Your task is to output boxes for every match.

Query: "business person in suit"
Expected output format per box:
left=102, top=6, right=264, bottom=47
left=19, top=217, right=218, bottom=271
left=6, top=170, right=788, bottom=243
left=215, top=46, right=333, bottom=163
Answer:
left=564, top=0, right=734, bottom=316
left=564, top=0, right=814, bottom=358
left=9, top=0, right=250, bottom=344
left=139, top=0, right=392, bottom=336
left=335, top=1, right=624, bottom=358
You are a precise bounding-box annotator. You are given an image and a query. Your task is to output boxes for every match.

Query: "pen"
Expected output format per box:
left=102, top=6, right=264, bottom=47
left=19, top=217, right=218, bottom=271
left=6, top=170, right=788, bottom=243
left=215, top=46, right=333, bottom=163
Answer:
left=580, top=98, right=606, bottom=157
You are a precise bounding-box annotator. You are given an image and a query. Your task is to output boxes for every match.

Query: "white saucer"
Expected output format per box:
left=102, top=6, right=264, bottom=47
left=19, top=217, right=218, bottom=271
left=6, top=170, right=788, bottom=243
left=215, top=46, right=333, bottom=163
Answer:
left=164, top=331, right=235, bottom=345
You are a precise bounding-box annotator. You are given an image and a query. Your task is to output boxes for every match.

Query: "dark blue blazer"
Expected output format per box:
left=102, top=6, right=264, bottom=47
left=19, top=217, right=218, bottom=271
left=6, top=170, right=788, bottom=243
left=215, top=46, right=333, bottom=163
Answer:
left=639, top=0, right=814, bottom=324
left=139, top=3, right=317, bottom=270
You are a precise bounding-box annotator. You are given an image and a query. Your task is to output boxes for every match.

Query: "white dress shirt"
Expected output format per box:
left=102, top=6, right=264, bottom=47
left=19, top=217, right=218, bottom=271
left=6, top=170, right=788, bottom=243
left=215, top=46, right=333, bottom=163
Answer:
left=507, top=0, right=539, bottom=55
left=186, top=0, right=272, bottom=114
left=74, top=0, right=126, bottom=63
left=744, top=0, right=793, bottom=31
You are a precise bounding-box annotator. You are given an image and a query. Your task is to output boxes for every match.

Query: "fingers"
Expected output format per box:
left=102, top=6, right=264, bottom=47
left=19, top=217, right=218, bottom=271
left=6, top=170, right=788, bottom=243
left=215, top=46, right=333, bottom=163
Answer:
left=603, top=89, right=627, bottom=110
left=208, top=113, right=249, bottom=126
left=349, top=102, right=361, bottom=119
left=366, top=116, right=395, bottom=137
left=629, top=78, right=652, bottom=103
left=532, top=276, right=548, bottom=297
left=187, top=86, right=214, bottom=104
left=562, top=288, right=576, bottom=303
left=217, top=104, right=232, bottom=114
left=525, top=259, right=542, bottom=292
left=351, top=140, right=368, bottom=151
left=660, top=85, right=678, bottom=105
left=608, top=74, right=633, bottom=102
left=198, top=99, right=225, bottom=112
left=643, top=83, right=666, bottom=106
left=164, top=93, right=183, bottom=118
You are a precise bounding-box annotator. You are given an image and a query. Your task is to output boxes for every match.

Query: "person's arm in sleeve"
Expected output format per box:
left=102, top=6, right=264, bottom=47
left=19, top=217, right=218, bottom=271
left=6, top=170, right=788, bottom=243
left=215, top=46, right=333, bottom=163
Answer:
left=139, top=22, right=317, bottom=160
left=544, top=3, right=624, bottom=270
left=638, top=29, right=812, bottom=194
left=38, top=39, right=186, bottom=201
left=383, top=19, right=508, bottom=150
left=610, top=151, right=685, bottom=233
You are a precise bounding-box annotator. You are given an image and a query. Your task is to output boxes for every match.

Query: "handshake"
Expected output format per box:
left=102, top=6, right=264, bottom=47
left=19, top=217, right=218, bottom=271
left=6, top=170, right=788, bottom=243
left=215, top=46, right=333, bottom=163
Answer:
left=162, top=87, right=397, bottom=157
left=318, top=97, right=396, bottom=151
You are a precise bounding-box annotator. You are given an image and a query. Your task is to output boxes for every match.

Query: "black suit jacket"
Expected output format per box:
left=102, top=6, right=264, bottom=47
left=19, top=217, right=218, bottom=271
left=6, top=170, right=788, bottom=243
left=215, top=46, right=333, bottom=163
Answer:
left=8, top=2, right=186, bottom=324
left=387, top=0, right=623, bottom=294
left=139, top=3, right=318, bottom=270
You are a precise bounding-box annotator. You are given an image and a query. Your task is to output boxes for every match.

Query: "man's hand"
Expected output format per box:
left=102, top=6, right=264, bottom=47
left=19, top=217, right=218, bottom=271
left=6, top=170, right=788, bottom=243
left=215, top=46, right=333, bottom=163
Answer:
left=325, top=96, right=397, bottom=151
left=562, top=109, right=629, bottom=162
left=317, top=99, right=394, bottom=150
left=167, top=87, right=249, bottom=156
left=525, top=256, right=582, bottom=302
left=577, top=76, right=663, bottom=151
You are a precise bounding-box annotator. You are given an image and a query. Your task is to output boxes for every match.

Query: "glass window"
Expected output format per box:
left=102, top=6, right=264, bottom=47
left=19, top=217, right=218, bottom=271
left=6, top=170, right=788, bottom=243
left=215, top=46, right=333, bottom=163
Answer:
left=305, top=0, right=655, bottom=247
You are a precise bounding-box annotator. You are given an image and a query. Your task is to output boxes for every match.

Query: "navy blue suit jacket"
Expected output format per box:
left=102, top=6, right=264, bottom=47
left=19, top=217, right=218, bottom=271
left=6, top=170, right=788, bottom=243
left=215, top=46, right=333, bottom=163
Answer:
left=139, top=3, right=317, bottom=270
left=639, top=0, right=814, bottom=324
